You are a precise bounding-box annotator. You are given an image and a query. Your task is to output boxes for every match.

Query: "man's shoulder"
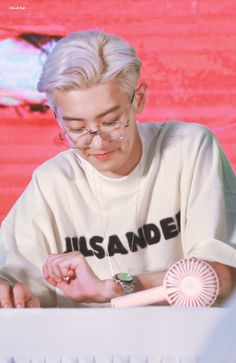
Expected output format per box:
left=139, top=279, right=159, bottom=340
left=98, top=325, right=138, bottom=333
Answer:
left=139, top=120, right=214, bottom=144
left=33, top=150, right=80, bottom=180
left=140, top=120, right=212, bottom=134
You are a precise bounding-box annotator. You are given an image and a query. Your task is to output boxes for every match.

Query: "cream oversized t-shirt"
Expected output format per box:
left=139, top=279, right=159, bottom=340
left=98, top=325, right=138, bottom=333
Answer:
left=1, top=121, right=236, bottom=306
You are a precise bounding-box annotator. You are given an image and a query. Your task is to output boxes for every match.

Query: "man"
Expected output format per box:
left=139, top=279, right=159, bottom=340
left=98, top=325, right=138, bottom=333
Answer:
left=0, top=30, right=236, bottom=308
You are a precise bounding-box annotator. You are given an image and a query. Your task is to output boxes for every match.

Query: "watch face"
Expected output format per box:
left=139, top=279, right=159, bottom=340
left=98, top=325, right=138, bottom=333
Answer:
left=114, top=272, right=135, bottom=295
left=116, top=272, right=134, bottom=283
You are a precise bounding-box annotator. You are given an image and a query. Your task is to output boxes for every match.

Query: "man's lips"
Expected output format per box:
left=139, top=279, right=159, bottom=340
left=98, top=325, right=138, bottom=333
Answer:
left=90, top=150, right=115, bottom=160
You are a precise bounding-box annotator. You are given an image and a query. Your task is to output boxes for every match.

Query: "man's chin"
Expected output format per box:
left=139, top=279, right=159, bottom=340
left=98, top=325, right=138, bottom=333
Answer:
left=92, top=161, right=116, bottom=172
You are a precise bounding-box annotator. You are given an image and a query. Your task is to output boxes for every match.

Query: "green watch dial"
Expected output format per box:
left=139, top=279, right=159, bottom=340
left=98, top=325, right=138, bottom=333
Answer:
left=116, top=272, right=134, bottom=283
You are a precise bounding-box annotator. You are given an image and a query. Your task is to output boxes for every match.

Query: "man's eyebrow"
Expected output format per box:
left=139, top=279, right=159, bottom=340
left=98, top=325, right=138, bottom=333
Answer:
left=62, top=105, right=121, bottom=121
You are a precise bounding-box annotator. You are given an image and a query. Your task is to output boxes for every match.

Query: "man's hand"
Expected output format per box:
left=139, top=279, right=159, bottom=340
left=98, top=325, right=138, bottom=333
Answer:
left=43, top=252, right=123, bottom=303
left=0, top=279, right=40, bottom=308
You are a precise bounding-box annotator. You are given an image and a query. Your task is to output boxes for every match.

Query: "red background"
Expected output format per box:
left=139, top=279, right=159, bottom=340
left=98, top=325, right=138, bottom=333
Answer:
left=0, top=0, right=236, bottom=222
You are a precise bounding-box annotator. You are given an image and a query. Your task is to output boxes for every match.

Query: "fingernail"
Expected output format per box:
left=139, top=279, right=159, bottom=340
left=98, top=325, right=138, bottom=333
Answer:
left=3, top=304, right=10, bottom=308
left=16, top=304, right=22, bottom=308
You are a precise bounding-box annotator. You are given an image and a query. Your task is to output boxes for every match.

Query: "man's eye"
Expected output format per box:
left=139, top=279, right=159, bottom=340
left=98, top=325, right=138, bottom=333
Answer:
left=102, top=120, right=118, bottom=127
left=71, top=128, right=85, bottom=134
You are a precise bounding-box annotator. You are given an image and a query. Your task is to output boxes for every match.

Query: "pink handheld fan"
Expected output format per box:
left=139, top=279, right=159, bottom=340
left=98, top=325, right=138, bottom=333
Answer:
left=111, top=258, right=219, bottom=308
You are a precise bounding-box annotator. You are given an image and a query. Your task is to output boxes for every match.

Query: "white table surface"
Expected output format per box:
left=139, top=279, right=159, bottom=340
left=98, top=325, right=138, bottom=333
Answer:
left=0, top=306, right=227, bottom=362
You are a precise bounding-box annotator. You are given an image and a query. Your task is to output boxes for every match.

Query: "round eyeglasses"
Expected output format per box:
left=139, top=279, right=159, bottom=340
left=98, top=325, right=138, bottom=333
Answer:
left=59, top=92, right=135, bottom=150
left=62, top=120, right=129, bottom=150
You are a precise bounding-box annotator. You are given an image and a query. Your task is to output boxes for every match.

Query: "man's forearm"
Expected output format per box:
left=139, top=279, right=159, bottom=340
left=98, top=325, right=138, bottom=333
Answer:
left=134, top=270, right=167, bottom=292
left=207, top=262, right=236, bottom=300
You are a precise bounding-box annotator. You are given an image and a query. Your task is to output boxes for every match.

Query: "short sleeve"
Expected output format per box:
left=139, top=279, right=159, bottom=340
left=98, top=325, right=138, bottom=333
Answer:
left=180, top=125, right=236, bottom=266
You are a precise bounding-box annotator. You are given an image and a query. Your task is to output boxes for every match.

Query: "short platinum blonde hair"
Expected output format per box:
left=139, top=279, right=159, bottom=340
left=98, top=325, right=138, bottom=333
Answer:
left=37, top=30, right=142, bottom=108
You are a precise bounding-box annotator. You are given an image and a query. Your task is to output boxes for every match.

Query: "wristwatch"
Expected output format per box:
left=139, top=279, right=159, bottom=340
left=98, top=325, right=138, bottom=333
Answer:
left=113, top=272, right=135, bottom=295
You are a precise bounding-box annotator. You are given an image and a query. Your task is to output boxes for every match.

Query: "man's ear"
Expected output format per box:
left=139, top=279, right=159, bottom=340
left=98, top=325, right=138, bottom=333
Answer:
left=134, top=82, right=147, bottom=113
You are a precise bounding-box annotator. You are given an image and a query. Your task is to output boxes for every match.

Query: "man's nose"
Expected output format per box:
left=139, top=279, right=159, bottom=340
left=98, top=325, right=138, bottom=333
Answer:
left=89, top=132, right=106, bottom=149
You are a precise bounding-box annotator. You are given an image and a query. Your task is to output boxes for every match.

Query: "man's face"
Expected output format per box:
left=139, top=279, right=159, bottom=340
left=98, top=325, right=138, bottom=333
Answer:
left=55, top=82, right=145, bottom=178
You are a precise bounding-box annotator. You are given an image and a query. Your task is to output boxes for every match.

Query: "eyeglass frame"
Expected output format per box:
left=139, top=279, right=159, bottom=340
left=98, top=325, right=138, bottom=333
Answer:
left=57, top=91, right=136, bottom=150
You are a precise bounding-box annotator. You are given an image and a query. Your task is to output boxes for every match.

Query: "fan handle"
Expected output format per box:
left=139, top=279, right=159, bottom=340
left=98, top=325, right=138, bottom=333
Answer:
left=111, top=285, right=170, bottom=308
left=111, top=258, right=219, bottom=308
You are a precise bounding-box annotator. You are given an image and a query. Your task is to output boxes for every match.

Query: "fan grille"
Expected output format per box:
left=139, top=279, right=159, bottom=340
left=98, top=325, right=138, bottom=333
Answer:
left=164, top=258, right=219, bottom=307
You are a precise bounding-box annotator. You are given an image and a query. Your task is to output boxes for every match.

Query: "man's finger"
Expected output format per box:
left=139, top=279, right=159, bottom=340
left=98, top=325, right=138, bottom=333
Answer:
left=26, top=296, right=40, bottom=308
left=44, top=276, right=58, bottom=287
left=0, top=281, right=13, bottom=308
left=12, top=283, right=26, bottom=308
